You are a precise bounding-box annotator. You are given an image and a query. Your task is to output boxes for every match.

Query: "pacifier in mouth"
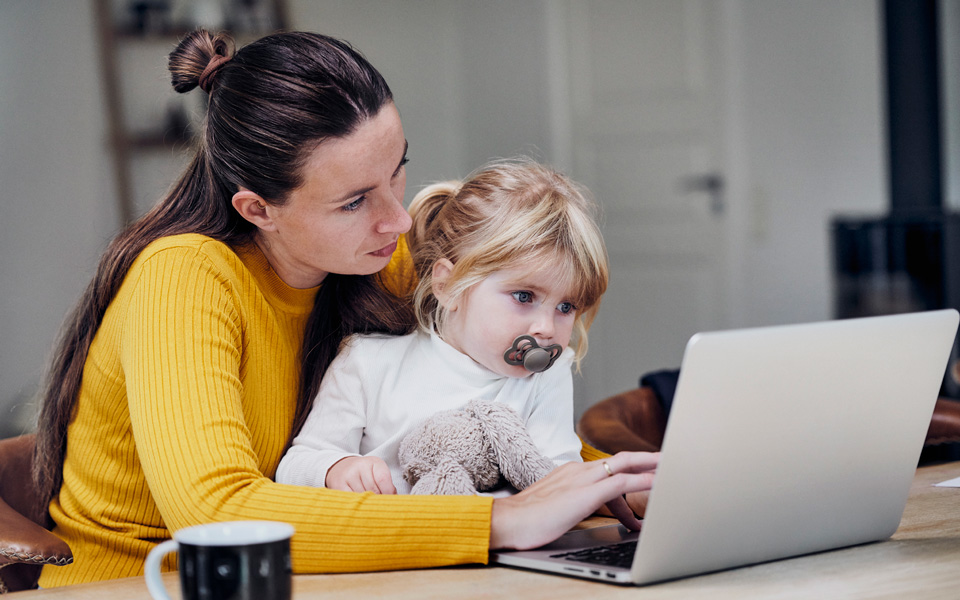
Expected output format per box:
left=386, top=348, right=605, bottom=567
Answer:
left=503, top=335, right=562, bottom=373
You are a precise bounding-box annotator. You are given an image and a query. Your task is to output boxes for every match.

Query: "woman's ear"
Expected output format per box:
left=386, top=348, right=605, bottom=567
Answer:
left=232, top=189, right=276, bottom=231
left=432, top=258, right=458, bottom=311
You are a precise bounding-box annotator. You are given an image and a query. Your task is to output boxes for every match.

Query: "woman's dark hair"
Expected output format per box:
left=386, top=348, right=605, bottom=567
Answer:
left=33, top=30, right=411, bottom=517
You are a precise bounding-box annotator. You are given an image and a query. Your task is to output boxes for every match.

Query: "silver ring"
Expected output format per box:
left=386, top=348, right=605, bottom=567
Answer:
left=602, top=461, right=614, bottom=477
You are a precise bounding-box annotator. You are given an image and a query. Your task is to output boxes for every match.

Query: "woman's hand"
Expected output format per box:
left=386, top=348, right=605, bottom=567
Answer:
left=593, top=489, right=652, bottom=521
left=325, top=456, right=397, bottom=494
left=489, top=451, right=659, bottom=550
left=623, top=490, right=650, bottom=517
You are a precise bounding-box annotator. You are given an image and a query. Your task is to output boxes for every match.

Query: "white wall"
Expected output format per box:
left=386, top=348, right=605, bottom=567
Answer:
left=288, top=1, right=466, bottom=190
left=0, top=0, right=116, bottom=436
left=727, top=0, right=885, bottom=330
left=454, top=1, right=559, bottom=168
left=288, top=0, right=563, bottom=184
left=0, top=0, right=889, bottom=432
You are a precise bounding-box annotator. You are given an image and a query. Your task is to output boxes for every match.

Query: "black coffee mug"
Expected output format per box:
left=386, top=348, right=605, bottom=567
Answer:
left=145, top=521, right=294, bottom=600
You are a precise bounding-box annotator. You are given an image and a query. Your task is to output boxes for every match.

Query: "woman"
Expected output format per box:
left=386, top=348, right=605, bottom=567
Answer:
left=32, top=30, right=657, bottom=587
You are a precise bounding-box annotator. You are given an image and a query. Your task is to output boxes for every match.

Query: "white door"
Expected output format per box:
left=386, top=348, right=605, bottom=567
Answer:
left=560, top=0, right=732, bottom=412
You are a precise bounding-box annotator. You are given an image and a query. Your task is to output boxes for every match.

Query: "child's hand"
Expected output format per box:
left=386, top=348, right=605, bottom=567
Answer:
left=326, top=456, right=397, bottom=494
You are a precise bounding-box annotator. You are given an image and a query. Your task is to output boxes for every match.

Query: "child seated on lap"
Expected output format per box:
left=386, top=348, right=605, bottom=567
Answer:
left=276, top=159, right=609, bottom=494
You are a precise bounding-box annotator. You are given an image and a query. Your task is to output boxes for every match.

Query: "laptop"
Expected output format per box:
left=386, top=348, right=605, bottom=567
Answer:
left=490, top=309, right=959, bottom=585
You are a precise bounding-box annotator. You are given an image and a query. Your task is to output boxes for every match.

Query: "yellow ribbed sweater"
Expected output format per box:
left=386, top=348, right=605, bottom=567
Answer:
left=39, top=233, right=609, bottom=587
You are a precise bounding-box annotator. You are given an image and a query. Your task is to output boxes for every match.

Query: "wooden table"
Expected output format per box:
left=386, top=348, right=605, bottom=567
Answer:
left=22, top=462, right=960, bottom=599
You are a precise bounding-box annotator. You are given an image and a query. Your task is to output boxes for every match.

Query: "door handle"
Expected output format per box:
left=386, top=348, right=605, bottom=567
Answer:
left=680, top=173, right=725, bottom=216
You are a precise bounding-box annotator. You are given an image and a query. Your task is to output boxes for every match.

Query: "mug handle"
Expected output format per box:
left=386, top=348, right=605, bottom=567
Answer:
left=144, top=539, right=179, bottom=600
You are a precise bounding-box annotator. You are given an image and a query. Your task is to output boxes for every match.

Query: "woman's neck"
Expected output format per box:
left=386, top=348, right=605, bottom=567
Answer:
left=253, top=234, right=328, bottom=289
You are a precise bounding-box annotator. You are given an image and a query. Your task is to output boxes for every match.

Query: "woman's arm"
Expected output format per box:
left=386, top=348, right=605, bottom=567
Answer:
left=123, top=247, right=490, bottom=572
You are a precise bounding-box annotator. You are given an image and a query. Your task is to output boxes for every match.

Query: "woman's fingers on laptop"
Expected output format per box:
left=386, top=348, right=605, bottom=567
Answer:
left=489, top=452, right=659, bottom=550
left=598, top=453, right=658, bottom=523
left=624, top=490, right=650, bottom=518
left=604, top=495, right=643, bottom=530
left=604, top=451, right=660, bottom=476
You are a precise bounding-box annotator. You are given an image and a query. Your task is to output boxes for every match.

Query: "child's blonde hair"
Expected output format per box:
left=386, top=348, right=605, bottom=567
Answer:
left=406, top=159, right=609, bottom=367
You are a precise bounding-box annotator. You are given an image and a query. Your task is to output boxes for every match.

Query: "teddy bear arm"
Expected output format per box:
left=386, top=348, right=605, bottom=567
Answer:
left=410, top=456, right=478, bottom=496
left=467, top=400, right=556, bottom=491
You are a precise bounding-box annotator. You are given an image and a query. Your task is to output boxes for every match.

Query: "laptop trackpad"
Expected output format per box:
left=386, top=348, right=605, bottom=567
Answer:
left=503, top=523, right=639, bottom=555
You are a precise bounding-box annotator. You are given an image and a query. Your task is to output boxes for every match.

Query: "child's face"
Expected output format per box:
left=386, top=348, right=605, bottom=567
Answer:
left=439, top=261, right=579, bottom=378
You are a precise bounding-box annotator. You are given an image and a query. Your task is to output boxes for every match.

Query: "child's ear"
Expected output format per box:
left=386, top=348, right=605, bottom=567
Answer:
left=432, top=258, right=458, bottom=311
left=232, top=188, right=275, bottom=231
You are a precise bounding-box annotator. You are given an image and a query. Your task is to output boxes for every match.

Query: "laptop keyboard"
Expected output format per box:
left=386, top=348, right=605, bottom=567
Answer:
left=550, top=541, right=637, bottom=569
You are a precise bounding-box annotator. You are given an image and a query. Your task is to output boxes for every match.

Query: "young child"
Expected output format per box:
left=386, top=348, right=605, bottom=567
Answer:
left=276, top=159, right=609, bottom=494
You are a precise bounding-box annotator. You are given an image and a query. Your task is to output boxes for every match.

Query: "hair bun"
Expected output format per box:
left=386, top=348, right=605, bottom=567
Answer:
left=169, top=30, right=235, bottom=94
left=198, top=52, right=232, bottom=93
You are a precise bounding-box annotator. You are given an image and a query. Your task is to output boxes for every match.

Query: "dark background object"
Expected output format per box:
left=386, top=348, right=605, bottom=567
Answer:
left=832, top=0, right=960, bottom=461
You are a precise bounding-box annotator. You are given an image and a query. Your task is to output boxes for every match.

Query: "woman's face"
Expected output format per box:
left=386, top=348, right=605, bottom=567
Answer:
left=256, top=103, right=411, bottom=289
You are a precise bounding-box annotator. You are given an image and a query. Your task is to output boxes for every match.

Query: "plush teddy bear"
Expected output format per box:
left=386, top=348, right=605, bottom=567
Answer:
left=398, top=399, right=556, bottom=495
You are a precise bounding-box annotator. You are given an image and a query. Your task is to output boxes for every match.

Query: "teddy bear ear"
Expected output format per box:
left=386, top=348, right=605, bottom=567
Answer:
left=410, top=456, right=477, bottom=495
left=466, top=400, right=554, bottom=490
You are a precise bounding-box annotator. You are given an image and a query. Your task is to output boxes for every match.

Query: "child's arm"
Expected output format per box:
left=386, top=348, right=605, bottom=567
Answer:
left=275, top=342, right=370, bottom=488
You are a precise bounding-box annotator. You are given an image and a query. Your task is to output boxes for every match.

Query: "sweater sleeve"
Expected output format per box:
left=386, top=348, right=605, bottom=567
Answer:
left=379, top=234, right=417, bottom=297
left=122, top=248, right=491, bottom=573
left=580, top=440, right=609, bottom=462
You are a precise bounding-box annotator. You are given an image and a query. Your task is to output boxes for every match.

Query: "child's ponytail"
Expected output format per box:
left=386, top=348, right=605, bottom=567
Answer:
left=406, top=181, right=458, bottom=274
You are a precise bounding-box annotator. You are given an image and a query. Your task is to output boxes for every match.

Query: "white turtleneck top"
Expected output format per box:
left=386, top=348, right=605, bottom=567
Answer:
left=276, top=330, right=583, bottom=494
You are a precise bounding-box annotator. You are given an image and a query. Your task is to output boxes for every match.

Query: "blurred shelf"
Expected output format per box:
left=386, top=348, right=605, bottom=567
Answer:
left=94, top=0, right=288, bottom=223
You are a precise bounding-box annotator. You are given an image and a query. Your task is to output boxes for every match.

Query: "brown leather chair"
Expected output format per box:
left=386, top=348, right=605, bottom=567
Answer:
left=926, top=398, right=960, bottom=446
left=577, top=388, right=667, bottom=454
left=577, top=388, right=960, bottom=454
left=0, top=434, right=72, bottom=593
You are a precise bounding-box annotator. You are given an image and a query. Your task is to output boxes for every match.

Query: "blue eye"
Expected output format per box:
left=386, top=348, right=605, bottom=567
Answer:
left=512, top=291, right=533, bottom=304
left=342, top=196, right=365, bottom=212
left=557, top=302, right=577, bottom=315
